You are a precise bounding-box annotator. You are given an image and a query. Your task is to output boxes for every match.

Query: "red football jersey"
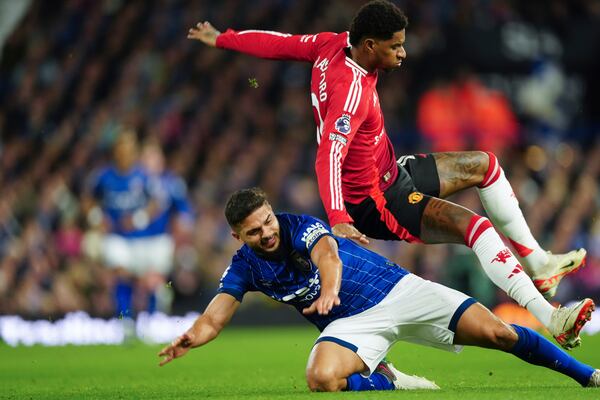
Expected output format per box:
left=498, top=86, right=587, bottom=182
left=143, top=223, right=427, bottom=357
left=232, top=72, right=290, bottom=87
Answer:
left=217, top=30, right=398, bottom=227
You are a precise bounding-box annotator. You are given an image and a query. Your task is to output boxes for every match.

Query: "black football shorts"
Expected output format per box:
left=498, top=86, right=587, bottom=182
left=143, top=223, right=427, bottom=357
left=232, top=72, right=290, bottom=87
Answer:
left=345, top=154, right=440, bottom=242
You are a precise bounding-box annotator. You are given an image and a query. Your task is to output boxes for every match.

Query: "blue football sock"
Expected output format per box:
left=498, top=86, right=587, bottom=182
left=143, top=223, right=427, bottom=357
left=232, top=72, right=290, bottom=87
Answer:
left=510, top=324, right=595, bottom=386
left=346, top=372, right=394, bottom=391
left=115, top=280, right=133, bottom=318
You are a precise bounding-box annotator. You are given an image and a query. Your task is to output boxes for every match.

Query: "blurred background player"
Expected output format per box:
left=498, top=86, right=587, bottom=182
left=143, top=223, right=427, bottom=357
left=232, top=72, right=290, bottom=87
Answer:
left=86, top=130, right=193, bottom=317
left=187, top=1, right=590, bottom=348
left=85, top=130, right=147, bottom=318
left=140, top=138, right=195, bottom=313
left=158, top=187, right=599, bottom=391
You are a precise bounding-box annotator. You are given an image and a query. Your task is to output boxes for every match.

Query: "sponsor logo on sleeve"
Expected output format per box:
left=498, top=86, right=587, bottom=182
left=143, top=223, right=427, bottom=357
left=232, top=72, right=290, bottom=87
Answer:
left=300, top=222, right=329, bottom=249
left=334, top=114, right=351, bottom=135
left=329, top=132, right=348, bottom=145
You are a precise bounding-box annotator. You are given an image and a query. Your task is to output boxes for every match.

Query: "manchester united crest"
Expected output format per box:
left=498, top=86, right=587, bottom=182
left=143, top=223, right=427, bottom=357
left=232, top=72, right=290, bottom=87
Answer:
left=408, top=191, right=424, bottom=204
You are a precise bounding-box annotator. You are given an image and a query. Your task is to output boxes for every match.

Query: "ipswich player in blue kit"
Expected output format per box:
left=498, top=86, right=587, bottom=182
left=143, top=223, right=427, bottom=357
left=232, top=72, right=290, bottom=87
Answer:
left=89, top=132, right=194, bottom=315
left=159, top=188, right=599, bottom=392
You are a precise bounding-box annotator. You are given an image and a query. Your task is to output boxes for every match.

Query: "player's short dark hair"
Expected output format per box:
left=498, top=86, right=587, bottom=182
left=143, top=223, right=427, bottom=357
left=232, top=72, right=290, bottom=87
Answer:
left=225, top=187, right=269, bottom=228
left=349, top=0, right=408, bottom=46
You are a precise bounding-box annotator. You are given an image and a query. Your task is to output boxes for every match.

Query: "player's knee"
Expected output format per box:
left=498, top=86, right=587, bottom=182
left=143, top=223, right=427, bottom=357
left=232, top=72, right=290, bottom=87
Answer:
left=455, top=151, right=490, bottom=182
left=478, top=151, right=501, bottom=188
left=306, top=366, right=343, bottom=392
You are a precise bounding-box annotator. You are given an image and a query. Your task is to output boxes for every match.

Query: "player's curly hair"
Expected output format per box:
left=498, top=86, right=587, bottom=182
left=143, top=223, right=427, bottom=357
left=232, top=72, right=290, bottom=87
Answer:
left=349, top=0, right=408, bottom=46
left=225, top=187, right=269, bottom=228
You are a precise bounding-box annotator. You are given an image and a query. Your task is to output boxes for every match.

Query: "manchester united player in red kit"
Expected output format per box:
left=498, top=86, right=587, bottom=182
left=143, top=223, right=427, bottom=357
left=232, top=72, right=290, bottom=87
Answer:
left=187, top=0, right=593, bottom=349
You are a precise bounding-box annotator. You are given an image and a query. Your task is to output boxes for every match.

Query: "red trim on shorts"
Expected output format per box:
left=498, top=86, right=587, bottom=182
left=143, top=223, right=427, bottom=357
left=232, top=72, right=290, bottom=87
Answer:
left=369, top=172, right=422, bottom=243
left=479, top=152, right=502, bottom=188
left=508, top=238, right=534, bottom=257
left=465, top=215, right=493, bottom=248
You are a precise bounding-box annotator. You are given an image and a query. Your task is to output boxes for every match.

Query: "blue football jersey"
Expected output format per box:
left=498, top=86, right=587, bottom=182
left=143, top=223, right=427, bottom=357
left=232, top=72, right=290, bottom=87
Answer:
left=145, top=171, right=194, bottom=235
left=91, top=165, right=152, bottom=238
left=218, top=213, right=409, bottom=331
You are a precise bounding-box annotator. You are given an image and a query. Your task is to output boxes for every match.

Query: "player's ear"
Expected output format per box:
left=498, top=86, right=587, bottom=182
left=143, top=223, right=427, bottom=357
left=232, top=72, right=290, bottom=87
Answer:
left=363, top=38, right=376, bottom=53
left=231, top=231, right=241, bottom=242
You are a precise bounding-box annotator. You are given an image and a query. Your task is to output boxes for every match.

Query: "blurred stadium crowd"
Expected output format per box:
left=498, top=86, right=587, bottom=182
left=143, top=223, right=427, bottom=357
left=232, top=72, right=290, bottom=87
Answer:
left=0, top=0, right=599, bottom=319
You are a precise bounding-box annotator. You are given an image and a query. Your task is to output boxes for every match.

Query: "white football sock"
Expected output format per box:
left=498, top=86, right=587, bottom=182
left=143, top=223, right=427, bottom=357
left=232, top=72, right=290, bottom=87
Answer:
left=467, top=216, right=554, bottom=327
left=477, top=153, right=549, bottom=275
left=524, top=297, right=554, bottom=327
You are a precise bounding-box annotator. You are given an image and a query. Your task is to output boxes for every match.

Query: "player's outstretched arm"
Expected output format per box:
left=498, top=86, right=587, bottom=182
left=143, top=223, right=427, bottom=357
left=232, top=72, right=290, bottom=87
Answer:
left=158, top=293, right=239, bottom=366
left=188, top=22, right=329, bottom=62
left=303, top=236, right=342, bottom=316
left=187, top=21, right=221, bottom=47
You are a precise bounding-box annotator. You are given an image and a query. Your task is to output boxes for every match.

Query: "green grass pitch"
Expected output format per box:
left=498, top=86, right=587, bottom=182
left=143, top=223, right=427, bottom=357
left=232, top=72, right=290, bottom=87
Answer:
left=1, top=326, right=599, bottom=399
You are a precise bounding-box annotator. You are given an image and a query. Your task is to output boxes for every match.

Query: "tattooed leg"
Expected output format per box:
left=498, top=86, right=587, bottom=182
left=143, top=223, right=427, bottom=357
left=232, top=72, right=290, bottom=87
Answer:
left=419, top=197, right=473, bottom=244
left=433, top=151, right=488, bottom=198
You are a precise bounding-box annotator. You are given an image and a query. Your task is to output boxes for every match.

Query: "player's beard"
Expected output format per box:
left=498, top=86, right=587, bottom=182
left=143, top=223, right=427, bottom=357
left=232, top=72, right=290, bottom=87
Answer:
left=382, top=62, right=402, bottom=73
left=379, top=56, right=403, bottom=73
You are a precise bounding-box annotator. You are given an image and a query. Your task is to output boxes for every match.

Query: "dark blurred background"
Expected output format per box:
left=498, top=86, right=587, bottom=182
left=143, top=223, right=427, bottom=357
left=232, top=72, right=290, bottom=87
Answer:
left=0, top=0, right=599, bottom=324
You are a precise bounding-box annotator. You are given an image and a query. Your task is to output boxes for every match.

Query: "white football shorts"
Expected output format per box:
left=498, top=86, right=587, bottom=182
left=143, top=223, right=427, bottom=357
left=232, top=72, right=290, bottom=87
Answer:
left=102, top=234, right=175, bottom=276
left=315, top=273, right=475, bottom=373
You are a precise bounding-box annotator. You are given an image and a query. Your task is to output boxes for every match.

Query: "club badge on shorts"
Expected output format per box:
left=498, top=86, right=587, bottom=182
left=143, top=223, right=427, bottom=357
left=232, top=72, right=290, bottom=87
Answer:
left=408, top=191, right=424, bottom=204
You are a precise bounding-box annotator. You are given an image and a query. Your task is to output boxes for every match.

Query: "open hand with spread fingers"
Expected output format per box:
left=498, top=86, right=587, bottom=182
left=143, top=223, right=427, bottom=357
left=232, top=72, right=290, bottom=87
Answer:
left=187, top=21, right=220, bottom=47
left=158, top=333, right=194, bottom=366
